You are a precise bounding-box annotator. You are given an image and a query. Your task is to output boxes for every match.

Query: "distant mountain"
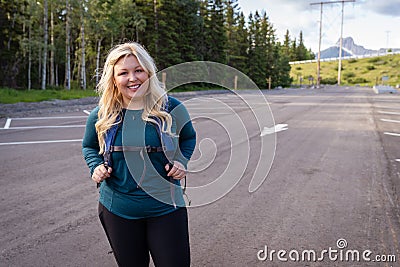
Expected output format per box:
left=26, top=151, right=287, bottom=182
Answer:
left=339, top=37, right=376, bottom=55
left=318, top=37, right=400, bottom=59
left=320, top=46, right=352, bottom=58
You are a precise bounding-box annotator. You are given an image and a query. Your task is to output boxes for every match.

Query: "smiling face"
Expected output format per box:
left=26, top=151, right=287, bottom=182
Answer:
left=113, top=55, right=150, bottom=109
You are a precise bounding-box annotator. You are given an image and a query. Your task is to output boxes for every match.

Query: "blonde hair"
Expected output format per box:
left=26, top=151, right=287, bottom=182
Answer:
left=95, top=42, right=172, bottom=154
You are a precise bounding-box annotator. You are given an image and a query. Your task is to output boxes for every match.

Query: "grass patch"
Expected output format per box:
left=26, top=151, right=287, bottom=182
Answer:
left=290, top=53, right=400, bottom=86
left=368, top=57, right=382, bottom=63
left=321, top=77, right=337, bottom=85
left=169, top=83, right=226, bottom=92
left=0, top=87, right=98, bottom=104
left=343, top=72, right=355, bottom=79
left=348, top=77, right=369, bottom=84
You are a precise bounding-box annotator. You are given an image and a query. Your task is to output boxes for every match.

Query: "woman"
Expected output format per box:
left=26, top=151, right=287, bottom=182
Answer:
left=82, top=42, right=196, bottom=267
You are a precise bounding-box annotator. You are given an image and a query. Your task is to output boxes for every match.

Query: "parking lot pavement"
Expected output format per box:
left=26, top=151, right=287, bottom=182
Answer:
left=1, top=87, right=399, bottom=266
left=0, top=111, right=89, bottom=146
left=371, top=93, right=400, bottom=207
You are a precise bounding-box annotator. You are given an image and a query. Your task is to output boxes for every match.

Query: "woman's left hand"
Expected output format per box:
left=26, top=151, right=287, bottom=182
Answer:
left=165, top=161, right=187, bottom=180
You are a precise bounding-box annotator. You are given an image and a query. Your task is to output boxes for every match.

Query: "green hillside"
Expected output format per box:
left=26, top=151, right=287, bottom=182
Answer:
left=290, top=53, right=400, bottom=87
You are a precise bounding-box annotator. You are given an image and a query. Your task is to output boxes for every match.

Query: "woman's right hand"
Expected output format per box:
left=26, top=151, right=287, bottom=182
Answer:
left=92, top=164, right=112, bottom=184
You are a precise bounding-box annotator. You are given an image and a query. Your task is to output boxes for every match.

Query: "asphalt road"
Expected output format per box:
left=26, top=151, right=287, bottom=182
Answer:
left=0, top=86, right=399, bottom=267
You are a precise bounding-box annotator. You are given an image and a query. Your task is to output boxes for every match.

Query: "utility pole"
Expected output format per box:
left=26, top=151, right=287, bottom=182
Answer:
left=386, top=31, right=391, bottom=53
left=315, top=2, right=323, bottom=88
left=310, top=0, right=355, bottom=87
left=337, top=1, right=345, bottom=85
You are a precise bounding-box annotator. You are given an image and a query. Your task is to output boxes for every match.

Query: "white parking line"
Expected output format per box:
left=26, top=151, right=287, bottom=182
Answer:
left=0, top=125, right=86, bottom=130
left=378, top=111, right=400, bottom=115
left=11, top=115, right=88, bottom=120
left=384, top=132, right=400, bottom=137
left=3, top=114, right=89, bottom=129
left=375, top=106, right=400, bottom=110
left=396, top=159, right=400, bottom=162
left=0, top=139, right=83, bottom=146
left=0, top=112, right=90, bottom=145
left=380, top=119, right=400, bottom=124
left=374, top=99, right=400, bottom=102
left=4, top=118, right=11, bottom=129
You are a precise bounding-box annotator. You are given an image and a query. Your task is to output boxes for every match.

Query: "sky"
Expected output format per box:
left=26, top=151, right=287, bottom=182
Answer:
left=238, top=0, right=400, bottom=53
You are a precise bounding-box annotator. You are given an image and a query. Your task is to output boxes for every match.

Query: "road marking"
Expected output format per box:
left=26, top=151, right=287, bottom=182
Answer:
left=378, top=111, right=400, bottom=115
left=0, top=139, right=83, bottom=146
left=396, top=159, right=400, bottom=162
left=260, top=124, right=288, bottom=136
left=83, top=110, right=90, bottom=115
left=187, top=105, right=266, bottom=110
left=4, top=118, right=11, bottom=129
left=375, top=106, right=400, bottom=110
left=0, top=125, right=86, bottom=130
left=374, top=99, right=400, bottom=102
left=384, top=132, right=400, bottom=137
left=380, top=119, right=400, bottom=124
left=11, top=115, right=88, bottom=120
left=189, top=112, right=234, bottom=115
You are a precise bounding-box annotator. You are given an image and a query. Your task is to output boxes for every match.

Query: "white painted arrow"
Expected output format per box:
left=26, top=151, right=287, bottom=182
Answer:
left=260, top=124, right=288, bottom=136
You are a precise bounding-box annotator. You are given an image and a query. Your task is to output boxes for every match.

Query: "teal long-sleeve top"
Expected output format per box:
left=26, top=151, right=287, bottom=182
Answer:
left=82, top=96, right=196, bottom=219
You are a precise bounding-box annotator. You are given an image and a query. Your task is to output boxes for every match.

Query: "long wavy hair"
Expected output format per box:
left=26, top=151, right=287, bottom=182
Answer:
left=95, top=42, right=172, bottom=154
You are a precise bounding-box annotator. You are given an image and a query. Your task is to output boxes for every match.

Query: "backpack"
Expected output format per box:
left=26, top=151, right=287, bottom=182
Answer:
left=100, top=99, right=189, bottom=207
left=102, top=114, right=175, bottom=169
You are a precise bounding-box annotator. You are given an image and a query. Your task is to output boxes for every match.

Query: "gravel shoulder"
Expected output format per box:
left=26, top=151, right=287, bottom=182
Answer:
left=0, top=97, right=100, bottom=118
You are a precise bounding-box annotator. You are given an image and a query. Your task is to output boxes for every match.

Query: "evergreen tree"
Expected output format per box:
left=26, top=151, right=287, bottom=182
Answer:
left=296, top=31, right=308, bottom=60
left=282, top=29, right=291, bottom=58
left=289, top=31, right=314, bottom=61
left=156, top=0, right=181, bottom=69
left=203, top=0, right=227, bottom=63
left=228, top=11, right=248, bottom=73
left=175, top=0, right=202, bottom=63
left=247, top=11, right=266, bottom=87
left=109, top=0, right=145, bottom=43
left=135, top=0, right=159, bottom=57
left=275, top=43, right=292, bottom=87
left=0, top=0, right=25, bottom=87
left=290, top=37, right=297, bottom=61
left=261, top=11, right=276, bottom=88
left=224, top=0, right=239, bottom=66
left=197, top=0, right=208, bottom=61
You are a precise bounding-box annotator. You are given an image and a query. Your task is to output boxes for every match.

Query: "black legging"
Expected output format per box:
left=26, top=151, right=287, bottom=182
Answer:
left=98, top=203, right=190, bottom=267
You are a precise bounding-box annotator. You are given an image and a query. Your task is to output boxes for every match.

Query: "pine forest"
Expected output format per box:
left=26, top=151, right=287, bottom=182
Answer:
left=0, top=0, right=315, bottom=91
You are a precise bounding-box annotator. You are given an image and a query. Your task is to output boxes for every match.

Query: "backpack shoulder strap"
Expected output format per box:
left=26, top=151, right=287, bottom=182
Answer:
left=103, top=115, right=122, bottom=168
left=152, top=96, right=176, bottom=153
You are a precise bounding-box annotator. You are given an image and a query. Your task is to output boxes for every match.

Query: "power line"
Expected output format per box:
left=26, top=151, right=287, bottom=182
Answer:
left=310, top=0, right=355, bottom=87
